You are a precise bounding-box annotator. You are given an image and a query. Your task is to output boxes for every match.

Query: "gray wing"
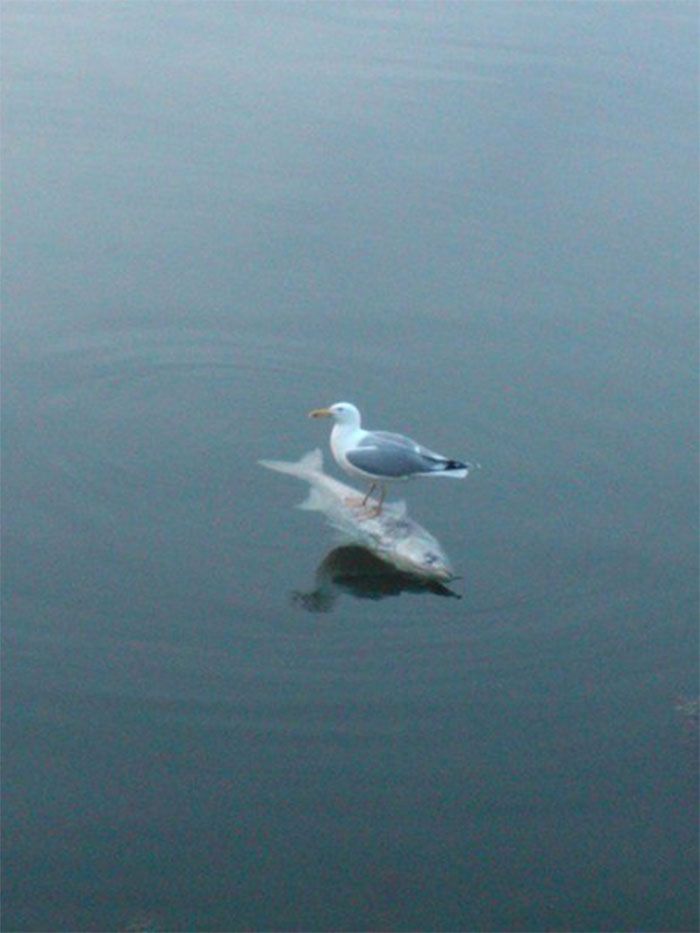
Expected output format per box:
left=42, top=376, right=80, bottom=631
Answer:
left=372, top=431, right=445, bottom=458
left=345, top=431, right=450, bottom=478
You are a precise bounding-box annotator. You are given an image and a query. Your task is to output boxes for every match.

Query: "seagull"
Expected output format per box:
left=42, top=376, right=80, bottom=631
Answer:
left=308, top=401, right=470, bottom=515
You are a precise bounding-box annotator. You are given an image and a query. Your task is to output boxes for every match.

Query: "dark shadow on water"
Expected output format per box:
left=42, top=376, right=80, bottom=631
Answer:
left=292, top=545, right=460, bottom=613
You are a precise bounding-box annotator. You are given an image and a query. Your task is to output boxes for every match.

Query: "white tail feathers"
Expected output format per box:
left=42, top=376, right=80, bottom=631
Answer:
left=425, top=459, right=478, bottom=479
left=423, top=466, right=469, bottom=479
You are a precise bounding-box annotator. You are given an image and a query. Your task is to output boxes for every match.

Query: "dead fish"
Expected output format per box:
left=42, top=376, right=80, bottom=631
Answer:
left=292, top=545, right=461, bottom=612
left=259, top=449, right=456, bottom=582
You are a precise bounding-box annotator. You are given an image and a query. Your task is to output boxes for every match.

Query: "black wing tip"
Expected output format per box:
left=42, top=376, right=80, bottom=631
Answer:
left=446, top=459, right=468, bottom=471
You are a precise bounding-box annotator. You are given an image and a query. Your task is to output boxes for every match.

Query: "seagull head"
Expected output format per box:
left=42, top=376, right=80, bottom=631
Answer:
left=308, top=402, right=361, bottom=427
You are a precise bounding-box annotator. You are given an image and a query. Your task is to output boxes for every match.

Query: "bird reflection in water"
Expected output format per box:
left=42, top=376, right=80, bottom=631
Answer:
left=292, top=545, right=460, bottom=613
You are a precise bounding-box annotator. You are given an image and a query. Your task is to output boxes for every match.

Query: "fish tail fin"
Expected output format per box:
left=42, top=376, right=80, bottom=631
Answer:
left=259, top=448, right=324, bottom=477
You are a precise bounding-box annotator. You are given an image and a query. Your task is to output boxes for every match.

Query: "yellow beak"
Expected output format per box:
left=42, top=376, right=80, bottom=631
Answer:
left=308, top=407, right=332, bottom=418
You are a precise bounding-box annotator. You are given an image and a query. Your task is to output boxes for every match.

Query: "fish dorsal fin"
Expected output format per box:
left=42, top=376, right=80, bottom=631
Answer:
left=297, top=487, right=325, bottom=511
left=392, top=500, right=408, bottom=518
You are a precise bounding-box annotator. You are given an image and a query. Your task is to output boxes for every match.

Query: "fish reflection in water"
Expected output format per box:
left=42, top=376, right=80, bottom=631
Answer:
left=292, top=545, right=460, bottom=613
left=259, top=449, right=459, bottom=583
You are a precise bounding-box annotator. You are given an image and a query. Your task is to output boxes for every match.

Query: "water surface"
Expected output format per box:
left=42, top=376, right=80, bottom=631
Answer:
left=3, top=3, right=698, bottom=931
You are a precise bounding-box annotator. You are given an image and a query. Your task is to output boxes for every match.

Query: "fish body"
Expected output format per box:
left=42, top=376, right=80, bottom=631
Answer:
left=293, top=546, right=460, bottom=612
left=259, top=449, right=456, bottom=582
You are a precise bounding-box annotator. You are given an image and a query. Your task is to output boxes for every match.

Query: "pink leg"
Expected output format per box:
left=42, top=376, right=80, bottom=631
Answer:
left=365, top=484, right=386, bottom=517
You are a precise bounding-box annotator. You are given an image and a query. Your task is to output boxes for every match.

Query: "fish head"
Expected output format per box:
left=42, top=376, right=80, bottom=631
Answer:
left=393, top=537, right=454, bottom=581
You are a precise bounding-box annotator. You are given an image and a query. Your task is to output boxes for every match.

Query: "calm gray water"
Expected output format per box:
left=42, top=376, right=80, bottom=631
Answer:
left=3, top=3, right=698, bottom=931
